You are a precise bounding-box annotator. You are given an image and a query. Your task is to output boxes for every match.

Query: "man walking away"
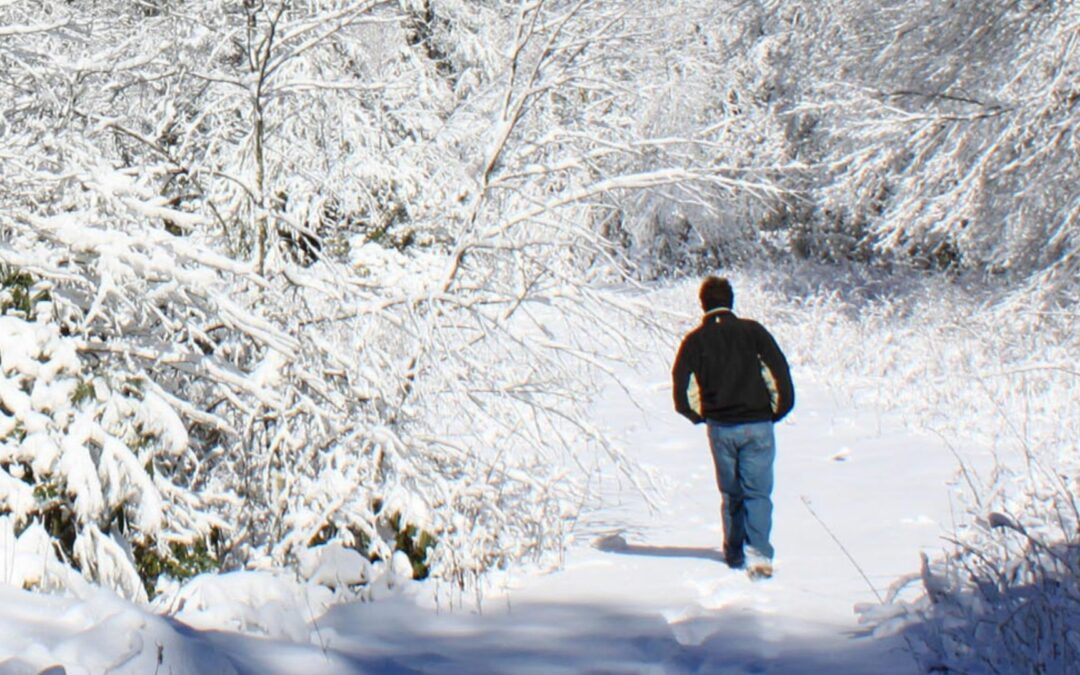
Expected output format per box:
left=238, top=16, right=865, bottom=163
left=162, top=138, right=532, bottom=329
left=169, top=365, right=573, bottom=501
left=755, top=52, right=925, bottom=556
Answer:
left=671, top=276, right=795, bottom=579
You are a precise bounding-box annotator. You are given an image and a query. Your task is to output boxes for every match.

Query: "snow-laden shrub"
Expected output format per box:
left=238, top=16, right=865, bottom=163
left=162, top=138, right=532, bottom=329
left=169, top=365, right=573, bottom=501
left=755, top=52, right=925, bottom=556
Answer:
left=0, top=306, right=220, bottom=601
left=874, top=521, right=1080, bottom=673
left=1, top=0, right=672, bottom=603
left=0, top=190, right=646, bottom=601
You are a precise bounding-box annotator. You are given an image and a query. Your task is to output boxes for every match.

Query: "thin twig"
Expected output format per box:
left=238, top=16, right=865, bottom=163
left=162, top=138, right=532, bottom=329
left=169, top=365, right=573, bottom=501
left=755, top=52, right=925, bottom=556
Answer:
left=801, top=495, right=883, bottom=603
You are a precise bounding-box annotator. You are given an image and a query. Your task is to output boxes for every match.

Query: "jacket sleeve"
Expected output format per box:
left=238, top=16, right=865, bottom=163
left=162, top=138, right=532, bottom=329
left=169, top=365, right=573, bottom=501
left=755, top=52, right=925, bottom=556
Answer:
left=672, top=334, right=704, bottom=424
left=755, top=325, right=795, bottom=422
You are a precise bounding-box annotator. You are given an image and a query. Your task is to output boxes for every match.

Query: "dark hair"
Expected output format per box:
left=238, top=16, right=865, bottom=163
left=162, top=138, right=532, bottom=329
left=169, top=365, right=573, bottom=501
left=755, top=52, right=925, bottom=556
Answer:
left=699, top=276, right=733, bottom=311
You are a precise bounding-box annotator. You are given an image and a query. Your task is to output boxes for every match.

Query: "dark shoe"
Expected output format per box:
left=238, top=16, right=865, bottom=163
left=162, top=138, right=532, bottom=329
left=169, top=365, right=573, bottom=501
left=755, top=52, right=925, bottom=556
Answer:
left=724, top=545, right=745, bottom=569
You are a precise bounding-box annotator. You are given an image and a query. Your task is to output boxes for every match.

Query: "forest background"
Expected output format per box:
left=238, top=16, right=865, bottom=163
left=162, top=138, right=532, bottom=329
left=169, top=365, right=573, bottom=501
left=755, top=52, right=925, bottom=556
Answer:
left=0, top=1, right=1077, bottom=671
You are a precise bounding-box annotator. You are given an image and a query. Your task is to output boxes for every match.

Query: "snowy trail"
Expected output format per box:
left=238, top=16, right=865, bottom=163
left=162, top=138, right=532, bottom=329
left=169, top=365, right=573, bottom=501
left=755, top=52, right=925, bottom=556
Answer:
left=0, top=364, right=958, bottom=674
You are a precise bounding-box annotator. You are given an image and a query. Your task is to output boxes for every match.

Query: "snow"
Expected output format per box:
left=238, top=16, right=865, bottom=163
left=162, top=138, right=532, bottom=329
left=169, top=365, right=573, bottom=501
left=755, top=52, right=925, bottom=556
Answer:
left=133, top=392, right=189, bottom=457
left=297, top=543, right=372, bottom=589
left=0, top=338, right=956, bottom=673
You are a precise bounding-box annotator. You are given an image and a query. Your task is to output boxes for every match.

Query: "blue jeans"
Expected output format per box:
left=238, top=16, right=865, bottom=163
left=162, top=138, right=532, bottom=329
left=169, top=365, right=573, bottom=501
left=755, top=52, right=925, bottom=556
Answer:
left=706, top=420, right=776, bottom=562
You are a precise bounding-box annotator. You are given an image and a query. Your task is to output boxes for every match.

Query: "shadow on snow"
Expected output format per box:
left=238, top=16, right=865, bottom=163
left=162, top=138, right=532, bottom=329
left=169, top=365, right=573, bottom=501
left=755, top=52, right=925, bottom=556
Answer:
left=186, top=597, right=917, bottom=675
left=601, top=543, right=728, bottom=564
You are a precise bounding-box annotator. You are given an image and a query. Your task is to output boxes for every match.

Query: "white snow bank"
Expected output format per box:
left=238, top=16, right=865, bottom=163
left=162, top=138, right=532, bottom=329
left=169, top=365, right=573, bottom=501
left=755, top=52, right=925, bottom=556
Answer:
left=0, top=585, right=239, bottom=675
left=162, top=571, right=334, bottom=642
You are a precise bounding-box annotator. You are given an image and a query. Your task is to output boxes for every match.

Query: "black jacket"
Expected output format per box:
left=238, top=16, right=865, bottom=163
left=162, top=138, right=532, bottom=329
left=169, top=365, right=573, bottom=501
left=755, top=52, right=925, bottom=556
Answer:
left=672, top=308, right=794, bottom=425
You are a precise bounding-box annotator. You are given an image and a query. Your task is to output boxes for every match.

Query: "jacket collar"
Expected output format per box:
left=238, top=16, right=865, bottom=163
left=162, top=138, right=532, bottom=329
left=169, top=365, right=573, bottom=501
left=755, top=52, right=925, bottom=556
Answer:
left=703, top=307, right=734, bottom=322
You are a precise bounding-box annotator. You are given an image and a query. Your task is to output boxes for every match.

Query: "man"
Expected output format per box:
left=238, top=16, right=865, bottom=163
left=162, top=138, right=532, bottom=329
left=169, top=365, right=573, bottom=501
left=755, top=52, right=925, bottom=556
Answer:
left=671, top=276, right=794, bottom=579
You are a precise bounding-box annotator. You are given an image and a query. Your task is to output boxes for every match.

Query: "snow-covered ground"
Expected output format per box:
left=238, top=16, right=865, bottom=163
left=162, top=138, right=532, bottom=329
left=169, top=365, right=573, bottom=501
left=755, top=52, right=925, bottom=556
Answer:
left=0, top=345, right=959, bottom=674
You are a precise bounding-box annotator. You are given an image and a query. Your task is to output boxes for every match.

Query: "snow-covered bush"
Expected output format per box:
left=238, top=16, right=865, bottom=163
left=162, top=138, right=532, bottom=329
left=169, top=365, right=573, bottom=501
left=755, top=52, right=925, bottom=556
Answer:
left=0, top=0, right=677, bottom=602
left=0, top=296, right=220, bottom=601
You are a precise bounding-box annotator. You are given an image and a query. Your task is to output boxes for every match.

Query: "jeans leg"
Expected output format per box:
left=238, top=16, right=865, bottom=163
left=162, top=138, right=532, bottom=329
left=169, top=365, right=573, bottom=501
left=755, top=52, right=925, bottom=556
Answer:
left=707, top=422, right=746, bottom=564
left=738, top=422, right=776, bottom=560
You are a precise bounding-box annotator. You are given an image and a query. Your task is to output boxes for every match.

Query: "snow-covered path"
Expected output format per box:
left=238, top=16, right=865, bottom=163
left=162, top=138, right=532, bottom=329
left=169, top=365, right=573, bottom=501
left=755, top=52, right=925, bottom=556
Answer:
left=0, top=364, right=959, bottom=674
